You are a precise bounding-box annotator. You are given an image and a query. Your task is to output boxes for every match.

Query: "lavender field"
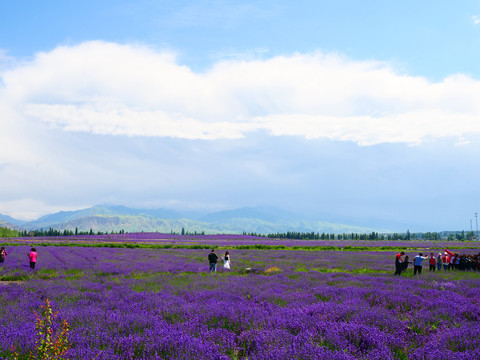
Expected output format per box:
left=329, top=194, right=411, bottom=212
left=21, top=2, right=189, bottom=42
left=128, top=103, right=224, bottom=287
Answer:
left=1, top=241, right=480, bottom=359
left=4, top=232, right=480, bottom=249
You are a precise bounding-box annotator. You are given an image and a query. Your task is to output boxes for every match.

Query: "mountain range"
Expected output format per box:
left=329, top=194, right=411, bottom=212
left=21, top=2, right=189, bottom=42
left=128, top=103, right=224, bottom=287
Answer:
left=0, top=205, right=398, bottom=234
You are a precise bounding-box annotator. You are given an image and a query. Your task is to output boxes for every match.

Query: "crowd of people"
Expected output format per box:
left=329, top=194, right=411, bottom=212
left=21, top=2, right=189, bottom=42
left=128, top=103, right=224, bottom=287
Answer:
left=394, top=249, right=480, bottom=275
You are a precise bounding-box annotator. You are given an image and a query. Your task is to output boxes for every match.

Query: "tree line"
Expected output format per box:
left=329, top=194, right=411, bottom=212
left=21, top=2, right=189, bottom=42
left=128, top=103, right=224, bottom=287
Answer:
left=17, top=227, right=127, bottom=237
left=264, top=231, right=394, bottom=240
left=262, top=230, right=477, bottom=241
left=0, top=226, right=20, bottom=237
left=0, top=225, right=476, bottom=241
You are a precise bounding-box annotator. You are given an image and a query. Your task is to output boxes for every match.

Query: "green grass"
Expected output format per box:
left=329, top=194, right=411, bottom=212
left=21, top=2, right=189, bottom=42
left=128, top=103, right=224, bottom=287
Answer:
left=0, top=270, right=30, bottom=281
left=64, top=269, right=85, bottom=281
left=35, top=268, right=59, bottom=279
left=291, top=266, right=391, bottom=275
left=0, top=269, right=60, bottom=281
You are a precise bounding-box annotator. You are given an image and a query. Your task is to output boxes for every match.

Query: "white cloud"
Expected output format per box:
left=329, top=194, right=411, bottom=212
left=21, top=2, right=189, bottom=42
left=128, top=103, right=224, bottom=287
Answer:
left=0, top=198, right=87, bottom=221
left=254, top=111, right=480, bottom=146
left=24, top=102, right=254, bottom=140
left=3, top=41, right=480, bottom=224
left=455, top=137, right=470, bottom=146
left=473, top=15, right=480, bottom=25
left=3, top=40, right=480, bottom=148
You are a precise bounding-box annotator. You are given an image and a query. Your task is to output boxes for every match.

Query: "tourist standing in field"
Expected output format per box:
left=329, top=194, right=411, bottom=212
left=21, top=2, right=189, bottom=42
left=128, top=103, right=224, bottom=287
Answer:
left=428, top=253, right=436, bottom=272
left=442, top=252, right=449, bottom=271
left=445, top=249, right=457, bottom=270
left=222, top=251, right=231, bottom=270
left=394, top=251, right=405, bottom=275
left=437, top=253, right=443, bottom=271
left=413, top=253, right=428, bottom=275
left=449, top=254, right=456, bottom=270
left=401, top=256, right=412, bottom=274
left=472, top=253, right=480, bottom=271
left=0, top=247, right=7, bottom=264
left=28, top=247, right=37, bottom=269
left=208, top=249, right=218, bottom=273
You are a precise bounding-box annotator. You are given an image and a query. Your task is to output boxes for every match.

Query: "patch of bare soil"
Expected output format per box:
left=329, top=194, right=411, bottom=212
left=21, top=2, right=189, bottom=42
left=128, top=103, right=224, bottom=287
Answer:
left=0, top=281, right=24, bottom=285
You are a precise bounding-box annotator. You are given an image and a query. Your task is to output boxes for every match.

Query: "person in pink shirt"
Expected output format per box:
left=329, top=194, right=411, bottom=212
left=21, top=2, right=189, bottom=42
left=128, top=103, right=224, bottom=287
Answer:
left=28, top=247, right=37, bottom=269
left=0, top=247, right=7, bottom=264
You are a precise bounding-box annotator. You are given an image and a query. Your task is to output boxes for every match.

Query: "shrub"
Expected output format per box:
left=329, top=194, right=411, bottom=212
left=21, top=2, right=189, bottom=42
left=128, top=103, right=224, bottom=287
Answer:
left=264, top=266, right=282, bottom=274
left=8, top=298, right=70, bottom=360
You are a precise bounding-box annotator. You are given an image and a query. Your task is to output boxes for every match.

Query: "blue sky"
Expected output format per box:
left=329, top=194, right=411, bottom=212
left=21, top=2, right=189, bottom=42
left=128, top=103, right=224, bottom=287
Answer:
left=1, top=1, right=480, bottom=231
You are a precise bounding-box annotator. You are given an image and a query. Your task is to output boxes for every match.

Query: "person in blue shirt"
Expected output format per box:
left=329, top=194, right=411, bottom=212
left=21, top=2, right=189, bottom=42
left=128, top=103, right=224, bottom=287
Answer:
left=413, top=253, right=428, bottom=275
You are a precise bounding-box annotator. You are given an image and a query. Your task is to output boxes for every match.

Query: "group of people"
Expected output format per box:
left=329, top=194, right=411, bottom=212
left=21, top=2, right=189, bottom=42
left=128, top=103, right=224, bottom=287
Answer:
left=394, top=249, right=480, bottom=275
left=0, top=247, right=37, bottom=269
left=207, top=249, right=231, bottom=273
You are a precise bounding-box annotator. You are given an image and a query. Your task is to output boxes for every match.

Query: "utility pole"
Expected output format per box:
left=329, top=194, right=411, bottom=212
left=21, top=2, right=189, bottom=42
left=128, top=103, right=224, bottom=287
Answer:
left=476, top=213, right=479, bottom=240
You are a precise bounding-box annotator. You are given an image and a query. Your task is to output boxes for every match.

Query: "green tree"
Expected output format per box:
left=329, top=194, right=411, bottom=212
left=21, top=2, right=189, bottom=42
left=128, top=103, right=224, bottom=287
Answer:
left=0, top=226, right=19, bottom=237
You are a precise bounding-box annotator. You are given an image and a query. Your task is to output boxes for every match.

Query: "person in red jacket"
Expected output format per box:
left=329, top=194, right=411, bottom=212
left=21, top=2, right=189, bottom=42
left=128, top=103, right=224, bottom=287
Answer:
left=394, top=251, right=405, bottom=275
left=429, top=252, right=436, bottom=272
left=442, top=252, right=449, bottom=271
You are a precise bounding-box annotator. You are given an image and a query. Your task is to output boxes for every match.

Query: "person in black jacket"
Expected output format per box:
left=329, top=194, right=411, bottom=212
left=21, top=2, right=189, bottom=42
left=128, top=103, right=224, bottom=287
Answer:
left=394, top=251, right=405, bottom=275
left=401, top=256, right=412, bottom=274
left=208, top=249, right=218, bottom=273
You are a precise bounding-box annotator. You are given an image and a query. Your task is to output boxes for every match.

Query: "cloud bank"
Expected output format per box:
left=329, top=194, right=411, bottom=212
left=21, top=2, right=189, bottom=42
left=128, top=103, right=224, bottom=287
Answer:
left=2, top=41, right=480, bottom=147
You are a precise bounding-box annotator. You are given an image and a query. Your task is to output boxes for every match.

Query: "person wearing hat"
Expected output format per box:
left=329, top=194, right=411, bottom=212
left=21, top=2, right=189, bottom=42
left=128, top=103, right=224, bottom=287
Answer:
left=442, top=252, right=449, bottom=271
left=437, top=253, right=443, bottom=271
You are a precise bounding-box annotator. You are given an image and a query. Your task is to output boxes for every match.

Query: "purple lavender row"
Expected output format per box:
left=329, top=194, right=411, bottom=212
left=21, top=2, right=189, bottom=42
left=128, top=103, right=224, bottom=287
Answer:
left=2, top=246, right=480, bottom=275
left=3, top=233, right=479, bottom=248
left=2, top=266, right=480, bottom=358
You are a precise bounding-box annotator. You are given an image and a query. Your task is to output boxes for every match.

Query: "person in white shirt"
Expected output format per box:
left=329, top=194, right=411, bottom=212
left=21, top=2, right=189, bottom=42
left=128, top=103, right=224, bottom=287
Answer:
left=413, top=253, right=428, bottom=275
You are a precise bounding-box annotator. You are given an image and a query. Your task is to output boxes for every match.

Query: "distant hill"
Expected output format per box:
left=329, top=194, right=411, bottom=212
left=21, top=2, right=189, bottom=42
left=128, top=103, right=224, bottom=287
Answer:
left=0, top=215, right=26, bottom=231
left=0, top=205, right=390, bottom=234
left=199, top=206, right=312, bottom=223
left=0, top=214, right=27, bottom=228
left=25, top=205, right=202, bottom=230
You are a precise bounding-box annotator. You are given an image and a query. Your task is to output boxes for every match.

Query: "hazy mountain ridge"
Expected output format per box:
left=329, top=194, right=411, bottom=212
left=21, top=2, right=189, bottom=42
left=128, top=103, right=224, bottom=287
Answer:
left=0, top=214, right=27, bottom=227
left=1, top=205, right=389, bottom=234
left=0, top=219, right=19, bottom=230
left=0, top=215, right=27, bottom=231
